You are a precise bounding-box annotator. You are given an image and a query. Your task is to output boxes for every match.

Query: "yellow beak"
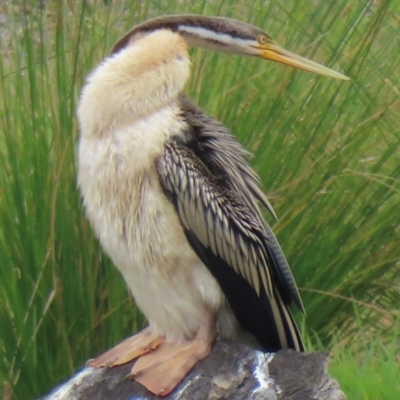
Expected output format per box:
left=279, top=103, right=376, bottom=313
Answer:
left=256, top=42, right=349, bottom=80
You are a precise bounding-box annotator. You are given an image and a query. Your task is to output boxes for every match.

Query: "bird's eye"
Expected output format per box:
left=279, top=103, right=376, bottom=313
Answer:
left=257, top=35, right=268, bottom=45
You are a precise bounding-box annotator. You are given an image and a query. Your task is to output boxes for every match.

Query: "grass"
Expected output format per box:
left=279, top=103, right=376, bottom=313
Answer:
left=328, top=321, right=400, bottom=400
left=0, top=0, right=399, bottom=398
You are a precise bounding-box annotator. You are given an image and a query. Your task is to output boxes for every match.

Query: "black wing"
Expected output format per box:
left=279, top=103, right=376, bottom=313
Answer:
left=155, top=97, right=304, bottom=352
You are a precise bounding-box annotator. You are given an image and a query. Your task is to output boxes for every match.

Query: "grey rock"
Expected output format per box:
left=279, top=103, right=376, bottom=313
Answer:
left=42, top=339, right=346, bottom=400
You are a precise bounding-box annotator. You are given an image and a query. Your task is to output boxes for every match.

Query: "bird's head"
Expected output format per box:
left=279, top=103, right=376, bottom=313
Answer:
left=113, top=14, right=349, bottom=80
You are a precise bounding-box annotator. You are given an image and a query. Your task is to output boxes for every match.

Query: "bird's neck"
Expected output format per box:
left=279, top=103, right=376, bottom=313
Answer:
left=78, top=30, right=191, bottom=138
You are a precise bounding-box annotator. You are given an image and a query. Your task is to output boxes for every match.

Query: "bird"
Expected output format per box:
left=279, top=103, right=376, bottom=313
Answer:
left=77, top=14, right=348, bottom=397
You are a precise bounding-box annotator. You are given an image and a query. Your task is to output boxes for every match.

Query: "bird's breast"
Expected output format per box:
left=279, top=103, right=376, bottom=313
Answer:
left=77, top=105, right=226, bottom=339
left=78, top=105, right=187, bottom=262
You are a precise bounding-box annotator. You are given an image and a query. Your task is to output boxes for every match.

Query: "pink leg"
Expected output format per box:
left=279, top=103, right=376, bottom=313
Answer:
left=131, top=315, right=216, bottom=396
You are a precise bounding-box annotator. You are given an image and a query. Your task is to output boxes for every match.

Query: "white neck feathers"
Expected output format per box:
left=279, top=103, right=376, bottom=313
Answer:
left=77, top=30, right=191, bottom=137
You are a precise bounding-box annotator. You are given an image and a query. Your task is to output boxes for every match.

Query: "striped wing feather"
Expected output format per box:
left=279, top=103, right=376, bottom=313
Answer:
left=156, top=138, right=304, bottom=351
left=177, top=96, right=303, bottom=311
left=158, top=143, right=273, bottom=297
left=155, top=96, right=304, bottom=350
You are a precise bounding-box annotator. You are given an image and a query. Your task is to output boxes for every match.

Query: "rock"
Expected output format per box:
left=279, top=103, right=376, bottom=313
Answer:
left=41, top=339, right=346, bottom=400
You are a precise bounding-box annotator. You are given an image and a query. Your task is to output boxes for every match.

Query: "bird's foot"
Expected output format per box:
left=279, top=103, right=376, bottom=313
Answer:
left=87, top=328, right=164, bottom=368
left=130, top=336, right=213, bottom=396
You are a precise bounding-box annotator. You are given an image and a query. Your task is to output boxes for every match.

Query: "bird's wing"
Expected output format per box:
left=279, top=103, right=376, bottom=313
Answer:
left=156, top=139, right=304, bottom=351
left=177, top=96, right=303, bottom=311
left=157, top=140, right=273, bottom=296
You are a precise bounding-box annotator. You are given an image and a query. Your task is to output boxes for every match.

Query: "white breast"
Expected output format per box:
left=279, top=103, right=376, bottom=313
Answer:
left=77, top=105, right=232, bottom=340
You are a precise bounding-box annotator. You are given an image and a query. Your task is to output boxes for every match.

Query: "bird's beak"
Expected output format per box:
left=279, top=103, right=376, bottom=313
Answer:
left=255, top=41, right=349, bottom=80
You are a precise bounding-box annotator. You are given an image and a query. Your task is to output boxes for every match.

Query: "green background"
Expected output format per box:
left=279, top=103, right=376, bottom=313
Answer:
left=0, top=0, right=399, bottom=398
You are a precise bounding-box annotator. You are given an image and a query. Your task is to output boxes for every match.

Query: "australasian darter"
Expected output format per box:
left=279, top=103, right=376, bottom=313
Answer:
left=77, top=14, right=348, bottom=397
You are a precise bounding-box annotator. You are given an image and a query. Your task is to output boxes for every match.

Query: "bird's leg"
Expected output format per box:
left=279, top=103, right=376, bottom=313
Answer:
left=130, top=314, right=216, bottom=397
left=87, top=328, right=165, bottom=368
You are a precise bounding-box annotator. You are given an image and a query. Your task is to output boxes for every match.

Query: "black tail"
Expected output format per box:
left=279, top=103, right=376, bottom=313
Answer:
left=185, top=229, right=304, bottom=352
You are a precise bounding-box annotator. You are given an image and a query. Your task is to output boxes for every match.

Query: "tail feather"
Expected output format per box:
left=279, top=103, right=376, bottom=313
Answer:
left=271, top=288, right=304, bottom=351
left=184, top=229, right=304, bottom=352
